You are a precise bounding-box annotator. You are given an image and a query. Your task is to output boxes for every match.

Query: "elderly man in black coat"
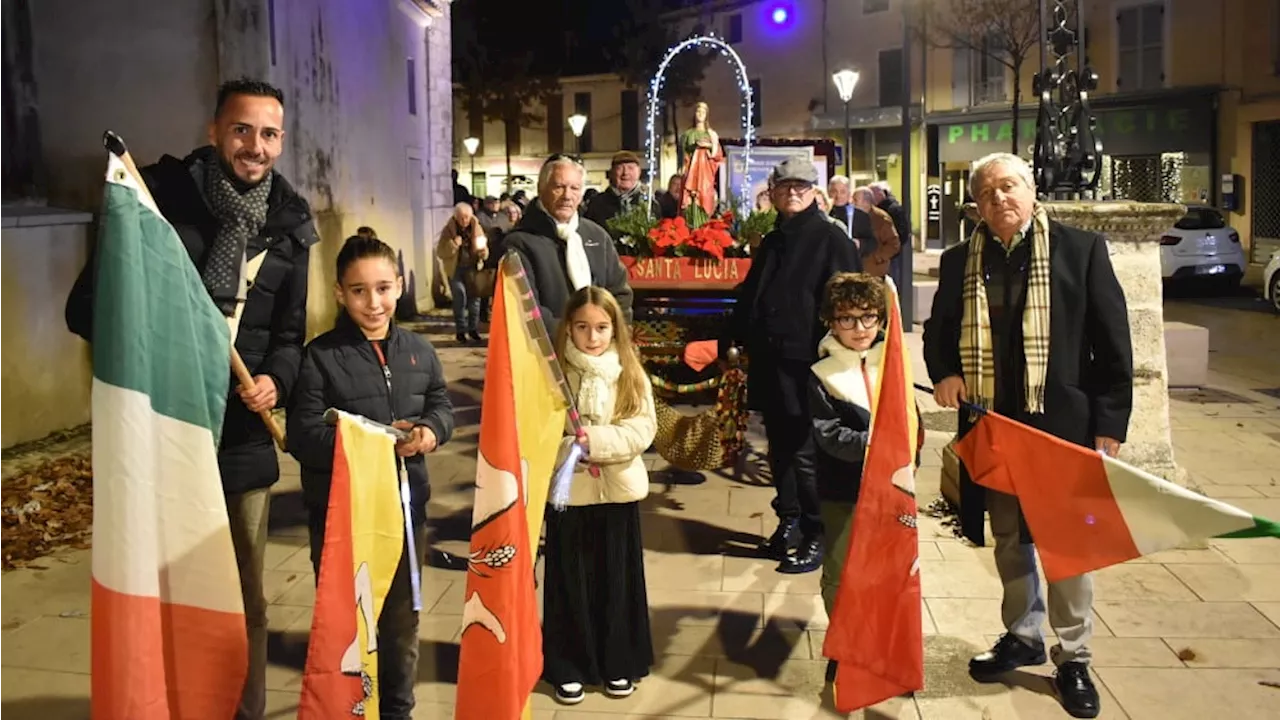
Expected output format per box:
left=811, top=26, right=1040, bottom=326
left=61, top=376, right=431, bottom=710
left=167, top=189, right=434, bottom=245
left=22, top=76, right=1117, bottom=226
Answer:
left=65, top=78, right=317, bottom=720
left=923, top=152, right=1132, bottom=720
left=720, top=156, right=862, bottom=575
left=502, top=154, right=634, bottom=330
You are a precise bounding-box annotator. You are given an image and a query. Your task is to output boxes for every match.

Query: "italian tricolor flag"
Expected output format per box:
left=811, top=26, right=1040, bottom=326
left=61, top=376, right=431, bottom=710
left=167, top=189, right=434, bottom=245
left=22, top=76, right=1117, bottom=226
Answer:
left=91, top=153, right=248, bottom=717
left=954, top=411, right=1280, bottom=583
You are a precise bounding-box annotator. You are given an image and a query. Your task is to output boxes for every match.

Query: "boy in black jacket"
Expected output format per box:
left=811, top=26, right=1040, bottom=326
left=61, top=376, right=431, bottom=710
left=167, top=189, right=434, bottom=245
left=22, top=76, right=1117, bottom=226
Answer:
left=810, top=272, right=923, bottom=683
left=287, top=235, right=454, bottom=719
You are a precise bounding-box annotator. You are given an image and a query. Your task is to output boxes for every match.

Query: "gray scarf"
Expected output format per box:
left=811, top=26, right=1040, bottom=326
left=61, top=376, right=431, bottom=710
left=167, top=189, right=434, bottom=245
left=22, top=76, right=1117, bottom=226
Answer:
left=203, top=161, right=272, bottom=316
left=610, top=183, right=643, bottom=212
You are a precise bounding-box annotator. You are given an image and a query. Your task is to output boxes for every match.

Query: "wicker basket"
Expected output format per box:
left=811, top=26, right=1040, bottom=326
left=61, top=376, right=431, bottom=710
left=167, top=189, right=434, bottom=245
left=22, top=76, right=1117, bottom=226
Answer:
left=651, top=366, right=748, bottom=472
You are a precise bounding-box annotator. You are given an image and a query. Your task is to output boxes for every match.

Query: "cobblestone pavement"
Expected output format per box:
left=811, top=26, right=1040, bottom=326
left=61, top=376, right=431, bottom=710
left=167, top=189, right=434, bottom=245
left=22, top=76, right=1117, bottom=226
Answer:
left=3, top=302, right=1279, bottom=719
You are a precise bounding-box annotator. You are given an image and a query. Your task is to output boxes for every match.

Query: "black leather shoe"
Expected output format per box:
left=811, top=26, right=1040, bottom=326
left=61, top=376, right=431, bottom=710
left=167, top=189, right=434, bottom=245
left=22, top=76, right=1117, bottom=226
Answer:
left=456, top=332, right=468, bottom=344
left=1054, top=662, right=1100, bottom=718
left=468, top=331, right=483, bottom=344
left=758, top=519, right=801, bottom=560
left=778, top=537, right=823, bottom=574
left=968, top=634, right=1047, bottom=681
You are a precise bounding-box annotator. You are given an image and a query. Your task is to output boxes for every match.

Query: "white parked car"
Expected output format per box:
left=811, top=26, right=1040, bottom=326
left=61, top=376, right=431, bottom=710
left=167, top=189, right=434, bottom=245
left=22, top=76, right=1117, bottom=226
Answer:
left=1263, top=249, right=1280, bottom=313
left=1160, top=206, right=1247, bottom=288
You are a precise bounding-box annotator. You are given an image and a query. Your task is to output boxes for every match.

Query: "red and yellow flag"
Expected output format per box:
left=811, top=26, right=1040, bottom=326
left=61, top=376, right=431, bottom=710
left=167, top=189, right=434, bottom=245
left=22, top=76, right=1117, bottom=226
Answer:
left=298, top=412, right=404, bottom=718
left=822, top=278, right=925, bottom=712
left=456, top=255, right=567, bottom=719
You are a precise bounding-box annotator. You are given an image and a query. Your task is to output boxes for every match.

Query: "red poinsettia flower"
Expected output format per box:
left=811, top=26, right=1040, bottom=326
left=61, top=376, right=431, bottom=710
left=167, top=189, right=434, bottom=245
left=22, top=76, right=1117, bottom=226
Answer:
left=689, top=218, right=735, bottom=260
left=647, top=216, right=690, bottom=256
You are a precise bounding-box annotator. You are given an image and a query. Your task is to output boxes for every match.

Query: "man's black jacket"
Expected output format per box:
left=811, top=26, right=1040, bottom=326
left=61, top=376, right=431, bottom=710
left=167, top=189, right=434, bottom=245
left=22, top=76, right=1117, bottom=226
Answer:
left=65, top=146, right=318, bottom=494
left=501, top=200, right=634, bottom=330
left=922, top=220, right=1133, bottom=545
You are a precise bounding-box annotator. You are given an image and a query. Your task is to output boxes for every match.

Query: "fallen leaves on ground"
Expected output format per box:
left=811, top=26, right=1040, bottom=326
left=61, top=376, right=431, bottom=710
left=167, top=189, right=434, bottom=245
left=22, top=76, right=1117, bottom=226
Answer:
left=2, top=454, right=92, bottom=570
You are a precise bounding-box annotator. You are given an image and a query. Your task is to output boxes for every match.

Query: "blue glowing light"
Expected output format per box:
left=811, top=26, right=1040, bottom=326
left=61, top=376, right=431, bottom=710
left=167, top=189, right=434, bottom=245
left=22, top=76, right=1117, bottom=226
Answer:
left=771, top=6, right=788, bottom=24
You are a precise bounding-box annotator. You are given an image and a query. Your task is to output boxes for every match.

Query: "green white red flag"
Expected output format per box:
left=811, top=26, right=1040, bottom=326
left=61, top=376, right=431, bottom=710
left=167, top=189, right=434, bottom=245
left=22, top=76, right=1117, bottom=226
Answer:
left=954, top=411, right=1280, bottom=582
left=90, top=152, right=247, bottom=718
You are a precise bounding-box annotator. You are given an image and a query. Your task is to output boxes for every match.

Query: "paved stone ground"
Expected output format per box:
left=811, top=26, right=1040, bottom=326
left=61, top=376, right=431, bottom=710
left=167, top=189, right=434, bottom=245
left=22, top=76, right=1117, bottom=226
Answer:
left=3, top=301, right=1279, bottom=719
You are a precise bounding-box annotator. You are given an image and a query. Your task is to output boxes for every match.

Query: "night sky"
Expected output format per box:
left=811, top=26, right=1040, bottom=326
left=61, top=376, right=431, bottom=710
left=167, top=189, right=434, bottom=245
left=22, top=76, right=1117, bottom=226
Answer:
left=451, top=0, right=702, bottom=76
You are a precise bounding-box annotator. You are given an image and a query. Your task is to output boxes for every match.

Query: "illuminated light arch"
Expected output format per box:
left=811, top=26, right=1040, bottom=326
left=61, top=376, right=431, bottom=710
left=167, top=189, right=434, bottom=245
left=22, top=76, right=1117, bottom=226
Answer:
left=644, top=35, right=754, bottom=217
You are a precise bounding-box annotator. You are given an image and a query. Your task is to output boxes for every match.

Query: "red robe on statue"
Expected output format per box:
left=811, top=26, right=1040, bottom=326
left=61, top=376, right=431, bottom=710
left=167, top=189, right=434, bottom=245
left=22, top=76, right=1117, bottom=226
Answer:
left=680, top=128, right=722, bottom=217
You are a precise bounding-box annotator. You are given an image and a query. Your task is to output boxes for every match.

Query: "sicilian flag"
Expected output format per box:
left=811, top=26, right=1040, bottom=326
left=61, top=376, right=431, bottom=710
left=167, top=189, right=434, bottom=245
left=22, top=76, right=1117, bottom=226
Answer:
left=456, top=253, right=568, bottom=720
left=90, top=151, right=248, bottom=717
left=298, top=411, right=405, bottom=718
left=822, top=278, right=925, bottom=713
left=954, top=412, right=1280, bottom=582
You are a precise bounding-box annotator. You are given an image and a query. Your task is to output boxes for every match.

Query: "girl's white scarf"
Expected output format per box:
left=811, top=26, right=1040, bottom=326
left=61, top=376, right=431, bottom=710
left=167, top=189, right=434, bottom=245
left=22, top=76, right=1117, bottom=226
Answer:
left=563, top=343, right=623, bottom=424
left=555, top=212, right=592, bottom=292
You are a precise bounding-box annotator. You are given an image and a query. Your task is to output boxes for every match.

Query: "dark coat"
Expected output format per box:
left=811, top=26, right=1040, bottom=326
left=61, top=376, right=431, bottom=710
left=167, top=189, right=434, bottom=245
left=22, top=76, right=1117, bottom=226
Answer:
left=502, top=200, right=634, bottom=330
left=809, top=371, right=872, bottom=505
left=286, top=314, right=454, bottom=521
left=922, top=220, right=1134, bottom=545
left=65, top=146, right=318, bottom=495
left=583, top=188, right=662, bottom=232
left=720, top=201, right=863, bottom=417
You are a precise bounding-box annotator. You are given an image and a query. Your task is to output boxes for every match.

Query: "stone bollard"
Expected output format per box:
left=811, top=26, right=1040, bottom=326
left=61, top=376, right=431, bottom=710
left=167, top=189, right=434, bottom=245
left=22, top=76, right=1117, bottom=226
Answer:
left=940, top=201, right=1190, bottom=510
left=1043, top=201, right=1185, bottom=487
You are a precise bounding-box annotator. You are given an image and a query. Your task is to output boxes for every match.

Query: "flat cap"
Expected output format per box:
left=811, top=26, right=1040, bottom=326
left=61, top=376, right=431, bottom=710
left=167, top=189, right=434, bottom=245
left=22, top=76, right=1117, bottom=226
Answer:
left=611, top=150, right=642, bottom=167
left=770, top=155, right=818, bottom=185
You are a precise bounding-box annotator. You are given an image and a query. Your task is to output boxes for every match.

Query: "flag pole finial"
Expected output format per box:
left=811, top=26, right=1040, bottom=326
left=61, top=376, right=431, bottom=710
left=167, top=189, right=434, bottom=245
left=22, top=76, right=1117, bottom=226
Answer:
left=103, top=130, right=127, bottom=158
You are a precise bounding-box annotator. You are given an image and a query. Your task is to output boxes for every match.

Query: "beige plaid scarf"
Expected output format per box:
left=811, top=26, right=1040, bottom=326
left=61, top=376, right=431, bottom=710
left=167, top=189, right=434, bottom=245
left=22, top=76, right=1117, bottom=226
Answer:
left=958, top=204, right=1052, bottom=414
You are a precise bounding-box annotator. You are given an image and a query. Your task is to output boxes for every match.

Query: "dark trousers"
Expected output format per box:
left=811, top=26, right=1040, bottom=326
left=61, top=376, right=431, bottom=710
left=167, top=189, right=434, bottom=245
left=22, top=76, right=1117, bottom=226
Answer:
left=763, top=410, right=823, bottom=538
left=308, top=509, right=427, bottom=720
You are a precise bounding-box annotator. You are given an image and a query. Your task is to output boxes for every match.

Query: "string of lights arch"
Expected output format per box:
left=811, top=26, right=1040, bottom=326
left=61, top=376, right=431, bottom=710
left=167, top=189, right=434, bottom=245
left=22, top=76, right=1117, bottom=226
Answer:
left=643, top=34, right=754, bottom=218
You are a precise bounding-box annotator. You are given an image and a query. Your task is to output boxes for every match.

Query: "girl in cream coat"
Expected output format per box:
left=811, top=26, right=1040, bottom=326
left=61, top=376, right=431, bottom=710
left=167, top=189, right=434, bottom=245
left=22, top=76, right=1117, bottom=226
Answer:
left=543, top=286, right=657, bottom=706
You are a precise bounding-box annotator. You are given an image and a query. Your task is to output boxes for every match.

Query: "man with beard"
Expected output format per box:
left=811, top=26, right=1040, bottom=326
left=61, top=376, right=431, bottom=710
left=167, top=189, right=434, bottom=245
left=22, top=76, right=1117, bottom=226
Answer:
left=503, top=154, right=633, bottom=331
left=66, top=78, right=317, bottom=720
left=720, top=156, right=862, bottom=574
left=584, top=151, right=662, bottom=231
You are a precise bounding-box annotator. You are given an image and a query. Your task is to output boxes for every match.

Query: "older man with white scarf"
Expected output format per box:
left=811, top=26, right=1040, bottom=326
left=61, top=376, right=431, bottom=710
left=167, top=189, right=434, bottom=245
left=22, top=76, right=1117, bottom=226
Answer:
left=503, top=154, right=634, bottom=330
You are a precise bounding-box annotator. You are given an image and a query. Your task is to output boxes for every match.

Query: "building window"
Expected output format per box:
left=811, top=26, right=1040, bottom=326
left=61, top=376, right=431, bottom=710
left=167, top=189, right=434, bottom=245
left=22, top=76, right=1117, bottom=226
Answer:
left=406, top=58, right=417, bottom=116
left=574, top=91, right=593, bottom=153
left=879, top=48, right=903, bottom=108
left=1116, top=2, right=1164, bottom=91
left=268, top=0, right=277, bottom=66
left=749, top=79, right=762, bottom=128
left=1272, top=0, right=1280, bottom=75
left=621, top=90, right=640, bottom=150
left=727, top=13, right=743, bottom=43
left=546, top=94, right=564, bottom=154
left=864, top=0, right=890, bottom=13
left=973, top=34, right=1007, bottom=105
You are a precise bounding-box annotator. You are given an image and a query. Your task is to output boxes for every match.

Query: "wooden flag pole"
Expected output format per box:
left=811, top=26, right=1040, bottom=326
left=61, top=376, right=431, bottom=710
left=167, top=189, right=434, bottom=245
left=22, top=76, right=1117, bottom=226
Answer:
left=103, top=130, right=287, bottom=450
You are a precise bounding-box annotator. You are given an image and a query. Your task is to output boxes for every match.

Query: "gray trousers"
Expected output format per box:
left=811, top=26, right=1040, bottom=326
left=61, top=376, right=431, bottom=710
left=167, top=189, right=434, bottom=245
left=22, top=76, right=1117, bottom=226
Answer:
left=988, top=489, right=1094, bottom=666
left=227, top=487, right=271, bottom=720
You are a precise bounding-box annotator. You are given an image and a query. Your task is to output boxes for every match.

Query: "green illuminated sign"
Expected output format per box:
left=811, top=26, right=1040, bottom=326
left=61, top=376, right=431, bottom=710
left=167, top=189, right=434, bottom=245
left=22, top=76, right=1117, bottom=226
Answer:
left=939, top=105, right=1208, bottom=161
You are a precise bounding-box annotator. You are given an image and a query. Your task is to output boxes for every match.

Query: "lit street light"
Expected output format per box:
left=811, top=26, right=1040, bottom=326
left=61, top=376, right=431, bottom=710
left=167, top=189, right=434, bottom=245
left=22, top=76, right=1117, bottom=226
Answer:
left=832, top=69, right=860, bottom=178
left=463, top=136, right=480, bottom=192
left=567, top=114, right=588, bottom=154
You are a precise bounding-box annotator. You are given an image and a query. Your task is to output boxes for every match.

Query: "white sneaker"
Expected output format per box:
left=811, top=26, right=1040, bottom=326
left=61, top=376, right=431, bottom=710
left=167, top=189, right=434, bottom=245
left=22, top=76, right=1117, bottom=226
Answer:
left=555, top=682, right=585, bottom=705
left=604, top=678, right=635, bottom=698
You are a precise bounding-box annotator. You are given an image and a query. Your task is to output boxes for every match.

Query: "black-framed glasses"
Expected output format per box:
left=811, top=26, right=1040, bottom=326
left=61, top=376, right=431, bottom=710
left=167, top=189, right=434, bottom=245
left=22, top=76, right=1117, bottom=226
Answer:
left=832, top=313, right=881, bottom=330
left=544, top=152, right=584, bottom=167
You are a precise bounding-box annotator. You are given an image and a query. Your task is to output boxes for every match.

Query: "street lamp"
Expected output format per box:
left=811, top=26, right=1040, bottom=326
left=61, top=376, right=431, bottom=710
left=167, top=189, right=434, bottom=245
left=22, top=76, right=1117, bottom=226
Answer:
left=460, top=135, right=481, bottom=179
left=567, top=114, right=588, bottom=154
left=832, top=69, right=860, bottom=178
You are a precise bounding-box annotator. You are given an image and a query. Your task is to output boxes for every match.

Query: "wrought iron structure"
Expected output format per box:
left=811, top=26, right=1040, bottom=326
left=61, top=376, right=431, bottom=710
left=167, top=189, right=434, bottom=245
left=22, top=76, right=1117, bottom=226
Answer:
left=1032, top=0, right=1103, bottom=197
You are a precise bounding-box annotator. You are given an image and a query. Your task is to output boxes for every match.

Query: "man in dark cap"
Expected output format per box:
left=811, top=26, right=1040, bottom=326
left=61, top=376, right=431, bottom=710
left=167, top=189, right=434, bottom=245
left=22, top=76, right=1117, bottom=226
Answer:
left=720, top=155, right=863, bottom=574
left=584, top=150, right=662, bottom=231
